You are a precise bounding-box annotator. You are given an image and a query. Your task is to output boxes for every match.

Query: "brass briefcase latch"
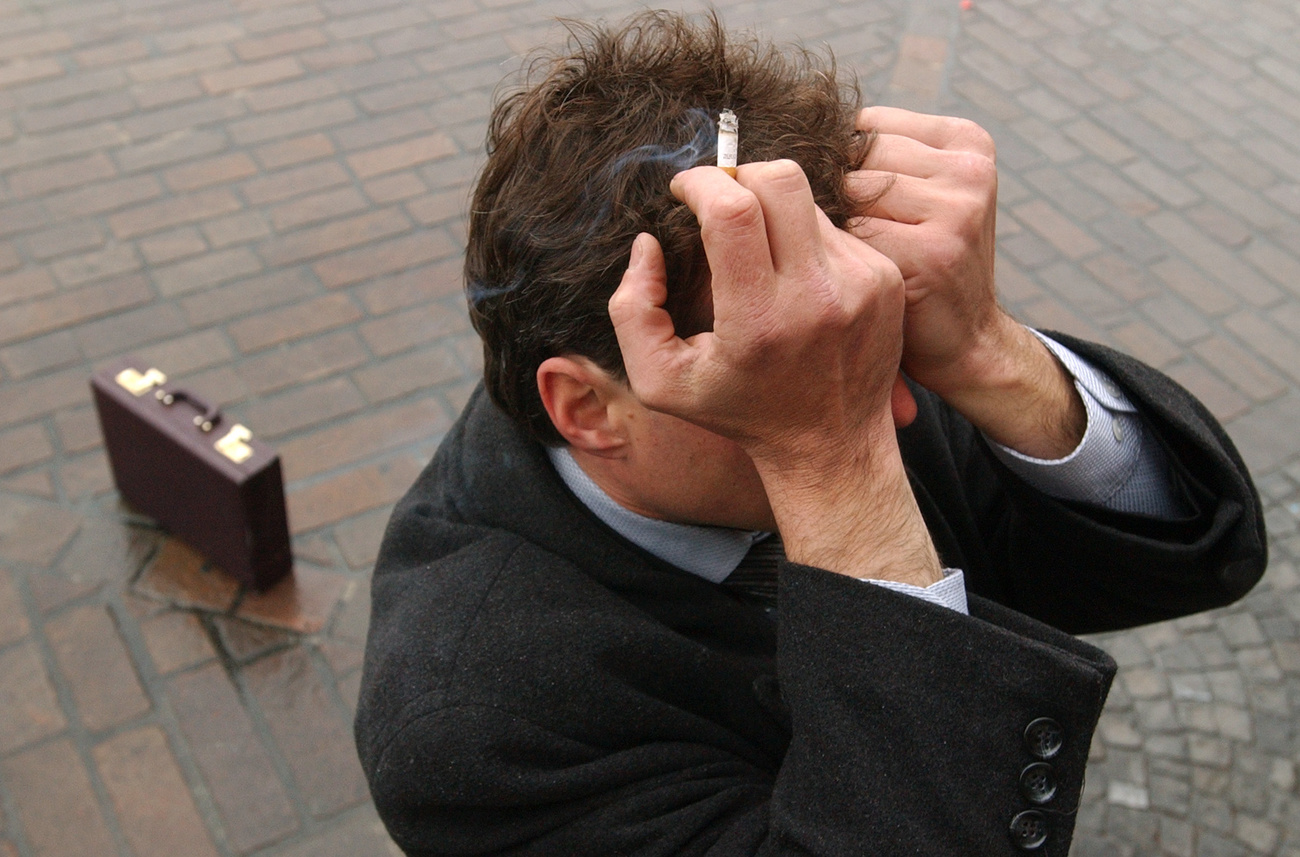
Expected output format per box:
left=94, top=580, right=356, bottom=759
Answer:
left=115, top=368, right=167, bottom=396
left=215, top=425, right=254, bottom=464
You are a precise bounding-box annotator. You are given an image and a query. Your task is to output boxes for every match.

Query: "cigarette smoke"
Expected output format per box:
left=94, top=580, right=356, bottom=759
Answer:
left=602, top=107, right=717, bottom=179
left=468, top=107, right=717, bottom=306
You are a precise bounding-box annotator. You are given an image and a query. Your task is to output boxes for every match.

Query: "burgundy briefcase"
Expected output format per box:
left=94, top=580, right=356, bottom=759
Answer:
left=91, top=356, right=292, bottom=591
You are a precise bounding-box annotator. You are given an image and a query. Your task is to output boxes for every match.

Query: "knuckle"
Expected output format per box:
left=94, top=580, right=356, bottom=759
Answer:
left=950, top=151, right=998, bottom=192
left=706, top=186, right=764, bottom=232
left=946, top=117, right=995, bottom=154
left=749, top=158, right=809, bottom=190
left=930, top=236, right=967, bottom=274
left=607, top=290, right=632, bottom=322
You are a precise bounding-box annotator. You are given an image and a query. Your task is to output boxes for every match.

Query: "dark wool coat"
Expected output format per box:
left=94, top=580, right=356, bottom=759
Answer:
left=356, top=334, right=1265, bottom=856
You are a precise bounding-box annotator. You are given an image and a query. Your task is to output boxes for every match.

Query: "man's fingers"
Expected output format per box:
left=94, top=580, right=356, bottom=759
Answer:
left=858, top=133, right=948, bottom=179
left=847, top=219, right=926, bottom=282
left=670, top=166, right=775, bottom=310
left=608, top=233, right=694, bottom=399
left=857, top=106, right=996, bottom=159
left=846, top=170, right=934, bottom=225
left=738, top=159, right=825, bottom=277
left=891, top=372, right=918, bottom=429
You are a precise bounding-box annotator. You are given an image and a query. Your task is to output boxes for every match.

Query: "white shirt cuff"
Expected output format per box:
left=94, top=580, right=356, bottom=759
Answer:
left=988, top=330, right=1144, bottom=507
left=861, top=568, right=969, bottom=614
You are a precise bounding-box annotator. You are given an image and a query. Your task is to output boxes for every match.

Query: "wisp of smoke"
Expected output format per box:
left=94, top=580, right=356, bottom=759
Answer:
left=470, top=108, right=718, bottom=306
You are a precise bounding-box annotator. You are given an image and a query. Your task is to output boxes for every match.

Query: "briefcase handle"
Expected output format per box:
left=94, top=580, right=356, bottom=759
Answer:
left=155, top=387, right=223, bottom=433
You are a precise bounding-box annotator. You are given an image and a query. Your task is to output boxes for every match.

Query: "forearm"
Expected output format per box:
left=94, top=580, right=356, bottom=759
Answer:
left=921, top=311, right=1086, bottom=460
left=755, top=427, right=942, bottom=587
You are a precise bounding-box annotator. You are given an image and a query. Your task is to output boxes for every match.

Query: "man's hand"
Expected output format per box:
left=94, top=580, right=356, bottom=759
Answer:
left=609, top=160, right=940, bottom=585
left=849, top=107, right=1086, bottom=459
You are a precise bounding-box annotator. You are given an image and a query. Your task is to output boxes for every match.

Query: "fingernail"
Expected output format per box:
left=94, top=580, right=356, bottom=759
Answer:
left=628, top=234, right=646, bottom=270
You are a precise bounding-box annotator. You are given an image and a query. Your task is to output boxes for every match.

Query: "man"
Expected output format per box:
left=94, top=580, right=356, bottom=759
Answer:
left=356, top=12, right=1265, bottom=855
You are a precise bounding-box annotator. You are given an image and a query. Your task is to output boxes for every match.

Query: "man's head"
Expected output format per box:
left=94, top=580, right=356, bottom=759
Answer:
left=466, top=11, right=870, bottom=446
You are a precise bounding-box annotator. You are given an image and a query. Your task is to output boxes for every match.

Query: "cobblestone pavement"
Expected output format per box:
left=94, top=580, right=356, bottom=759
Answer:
left=0, top=0, right=1298, bottom=854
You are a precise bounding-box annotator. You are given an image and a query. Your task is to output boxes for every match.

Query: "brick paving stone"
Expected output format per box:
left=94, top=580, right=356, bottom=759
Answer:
left=0, top=470, right=55, bottom=500
left=133, top=329, right=234, bottom=380
left=351, top=346, right=464, bottom=405
left=179, top=266, right=319, bottom=327
left=132, top=537, right=240, bottom=613
left=234, top=28, right=329, bottom=63
left=277, top=397, right=450, bottom=482
left=0, top=424, right=53, bottom=476
left=212, top=614, right=296, bottom=663
left=1223, top=394, right=1300, bottom=474
left=355, top=258, right=464, bottom=312
left=45, top=604, right=150, bottom=733
left=163, top=151, right=259, bottom=193
left=265, top=806, right=401, bottom=857
left=0, top=639, right=66, bottom=754
left=258, top=207, right=411, bottom=268
left=234, top=564, right=349, bottom=635
left=228, top=98, right=357, bottom=146
left=1224, top=311, right=1300, bottom=387
left=43, top=175, right=163, bottom=219
left=119, top=96, right=247, bottom=144
left=109, top=189, right=243, bottom=241
left=0, top=567, right=27, bottom=647
left=150, top=246, right=264, bottom=298
left=227, top=293, right=363, bottom=354
left=0, top=496, right=81, bottom=567
left=235, top=330, right=370, bottom=397
left=203, top=210, right=273, bottom=247
left=244, top=646, right=368, bottom=819
left=1165, top=360, right=1250, bottom=424
left=1191, top=336, right=1289, bottom=403
left=0, top=275, right=152, bottom=348
left=23, top=221, right=107, bottom=261
left=363, top=171, right=426, bottom=204
left=241, top=160, right=350, bottom=206
left=313, top=229, right=456, bottom=289
left=1, top=739, right=117, bottom=855
left=253, top=132, right=337, bottom=170
left=345, top=132, right=457, bottom=179
left=6, top=152, right=117, bottom=200
left=73, top=303, right=189, bottom=359
left=0, top=269, right=56, bottom=310
left=242, top=375, right=366, bottom=439
left=358, top=301, right=468, bottom=358
left=114, top=129, right=229, bottom=174
left=51, top=242, right=143, bottom=289
left=168, top=662, right=299, bottom=852
left=286, top=454, right=423, bottom=534
left=270, top=186, right=370, bottom=231
left=138, top=609, right=217, bottom=674
left=94, top=726, right=221, bottom=857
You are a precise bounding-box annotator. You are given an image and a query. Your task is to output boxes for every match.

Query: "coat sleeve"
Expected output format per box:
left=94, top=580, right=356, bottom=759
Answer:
left=900, top=331, right=1266, bottom=634
left=362, top=558, right=1114, bottom=857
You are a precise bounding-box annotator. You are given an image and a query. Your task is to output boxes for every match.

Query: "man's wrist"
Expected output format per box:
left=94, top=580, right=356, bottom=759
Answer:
left=923, top=315, right=1087, bottom=459
left=757, top=443, right=942, bottom=587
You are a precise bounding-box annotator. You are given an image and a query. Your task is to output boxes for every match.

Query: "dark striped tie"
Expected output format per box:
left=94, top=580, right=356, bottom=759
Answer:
left=722, top=534, right=784, bottom=608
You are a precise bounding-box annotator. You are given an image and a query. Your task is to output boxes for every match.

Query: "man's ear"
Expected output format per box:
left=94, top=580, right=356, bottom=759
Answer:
left=537, top=356, right=629, bottom=455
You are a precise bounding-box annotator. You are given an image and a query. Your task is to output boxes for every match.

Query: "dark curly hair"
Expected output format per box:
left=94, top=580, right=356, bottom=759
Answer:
left=466, top=10, right=873, bottom=444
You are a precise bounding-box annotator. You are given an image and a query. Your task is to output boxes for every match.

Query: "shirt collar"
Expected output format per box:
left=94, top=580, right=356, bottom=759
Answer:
left=547, top=446, right=765, bottom=583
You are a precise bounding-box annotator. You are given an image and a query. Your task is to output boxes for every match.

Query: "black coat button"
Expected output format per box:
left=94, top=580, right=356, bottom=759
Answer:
left=1024, top=717, right=1063, bottom=760
left=1020, top=762, right=1058, bottom=804
left=1009, top=810, right=1049, bottom=850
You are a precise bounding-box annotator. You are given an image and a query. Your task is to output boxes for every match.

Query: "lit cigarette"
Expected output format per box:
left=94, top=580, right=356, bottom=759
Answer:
left=717, top=109, right=738, bottom=177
